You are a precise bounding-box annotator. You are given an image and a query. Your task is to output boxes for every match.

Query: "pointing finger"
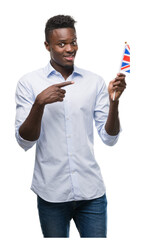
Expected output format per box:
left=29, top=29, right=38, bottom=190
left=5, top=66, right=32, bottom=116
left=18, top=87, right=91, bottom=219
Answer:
left=55, top=81, right=74, bottom=88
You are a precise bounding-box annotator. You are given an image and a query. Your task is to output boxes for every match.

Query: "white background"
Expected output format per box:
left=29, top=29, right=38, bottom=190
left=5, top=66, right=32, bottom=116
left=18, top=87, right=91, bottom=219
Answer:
left=0, top=0, right=141, bottom=239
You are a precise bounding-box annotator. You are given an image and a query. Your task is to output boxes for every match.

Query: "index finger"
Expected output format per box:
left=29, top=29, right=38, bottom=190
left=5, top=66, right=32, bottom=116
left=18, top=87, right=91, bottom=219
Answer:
left=117, top=73, right=126, bottom=77
left=55, top=81, right=74, bottom=88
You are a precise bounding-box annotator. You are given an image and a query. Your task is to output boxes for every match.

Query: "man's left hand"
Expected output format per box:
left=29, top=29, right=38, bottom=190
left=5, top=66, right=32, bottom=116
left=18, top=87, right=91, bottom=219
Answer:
left=108, top=73, right=126, bottom=101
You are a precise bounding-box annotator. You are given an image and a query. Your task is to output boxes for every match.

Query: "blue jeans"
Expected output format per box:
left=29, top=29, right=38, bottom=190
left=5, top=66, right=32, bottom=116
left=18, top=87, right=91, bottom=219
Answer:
left=37, top=193, right=107, bottom=238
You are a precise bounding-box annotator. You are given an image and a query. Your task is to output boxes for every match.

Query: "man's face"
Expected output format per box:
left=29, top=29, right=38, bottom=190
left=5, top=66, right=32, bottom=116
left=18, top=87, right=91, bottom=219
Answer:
left=45, top=28, right=78, bottom=68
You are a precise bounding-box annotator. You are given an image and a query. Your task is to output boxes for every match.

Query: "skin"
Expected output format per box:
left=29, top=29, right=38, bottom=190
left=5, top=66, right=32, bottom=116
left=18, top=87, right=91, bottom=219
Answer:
left=19, top=27, right=126, bottom=141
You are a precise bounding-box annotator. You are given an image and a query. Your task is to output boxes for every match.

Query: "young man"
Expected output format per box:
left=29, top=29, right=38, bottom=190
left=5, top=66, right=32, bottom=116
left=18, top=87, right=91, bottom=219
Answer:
left=15, top=15, right=126, bottom=237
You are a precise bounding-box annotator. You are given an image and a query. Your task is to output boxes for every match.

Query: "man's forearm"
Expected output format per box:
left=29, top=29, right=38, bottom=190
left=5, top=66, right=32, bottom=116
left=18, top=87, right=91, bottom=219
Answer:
left=19, top=80, right=73, bottom=141
left=19, top=100, right=45, bottom=141
left=105, top=100, right=120, bottom=136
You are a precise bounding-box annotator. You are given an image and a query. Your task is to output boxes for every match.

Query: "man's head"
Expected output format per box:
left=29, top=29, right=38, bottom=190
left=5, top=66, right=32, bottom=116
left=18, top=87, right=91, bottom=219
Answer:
left=45, top=15, right=76, bottom=43
left=44, top=15, right=78, bottom=69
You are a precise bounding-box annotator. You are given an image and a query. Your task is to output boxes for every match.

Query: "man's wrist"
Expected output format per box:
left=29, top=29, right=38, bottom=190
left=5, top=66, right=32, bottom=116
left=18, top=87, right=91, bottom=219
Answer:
left=34, top=96, right=46, bottom=109
left=109, top=98, right=119, bottom=106
left=109, top=98, right=119, bottom=115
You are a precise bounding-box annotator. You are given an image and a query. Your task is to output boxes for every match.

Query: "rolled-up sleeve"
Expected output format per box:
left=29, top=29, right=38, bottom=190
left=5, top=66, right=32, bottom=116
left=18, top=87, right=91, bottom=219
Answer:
left=15, top=77, right=37, bottom=151
left=100, top=125, right=121, bottom=146
left=93, top=77, right=121, bottom=146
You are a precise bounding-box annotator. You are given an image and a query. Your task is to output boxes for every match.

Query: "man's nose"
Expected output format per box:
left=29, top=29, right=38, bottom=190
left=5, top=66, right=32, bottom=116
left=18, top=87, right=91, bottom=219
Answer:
left=65, top=44, right=73, bottom=52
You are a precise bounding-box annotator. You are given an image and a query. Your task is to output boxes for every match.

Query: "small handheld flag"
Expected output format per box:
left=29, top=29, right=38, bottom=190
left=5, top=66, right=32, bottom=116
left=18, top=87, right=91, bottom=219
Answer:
left=120, top=42, right=130, bottom=73
left=113, top=42, right=130, bottom=101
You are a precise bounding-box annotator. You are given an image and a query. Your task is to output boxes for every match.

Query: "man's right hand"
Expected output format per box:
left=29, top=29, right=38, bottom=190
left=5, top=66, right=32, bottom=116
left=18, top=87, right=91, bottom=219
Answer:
left=35, top=81, right=74, bottom=106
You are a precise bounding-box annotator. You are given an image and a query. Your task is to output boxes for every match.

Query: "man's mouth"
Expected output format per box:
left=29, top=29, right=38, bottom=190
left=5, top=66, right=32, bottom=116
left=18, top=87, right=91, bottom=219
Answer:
left=64, top=53, right=75, bottom=61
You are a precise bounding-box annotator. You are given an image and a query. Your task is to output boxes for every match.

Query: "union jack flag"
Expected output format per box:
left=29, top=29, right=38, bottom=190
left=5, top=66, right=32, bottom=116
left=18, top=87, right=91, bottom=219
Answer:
left=120, top=43, right=130, bottom=73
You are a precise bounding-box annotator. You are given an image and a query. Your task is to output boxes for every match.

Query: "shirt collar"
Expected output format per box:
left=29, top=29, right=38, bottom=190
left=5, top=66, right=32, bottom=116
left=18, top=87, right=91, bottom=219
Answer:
left=44, top=61, right=83, bottom=78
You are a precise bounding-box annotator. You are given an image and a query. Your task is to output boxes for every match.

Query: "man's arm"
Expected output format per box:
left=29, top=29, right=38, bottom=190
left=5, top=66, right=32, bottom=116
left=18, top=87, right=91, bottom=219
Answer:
left=19, top=81, right=74, bottom=141
left=105, top=73, right=126, bottom=136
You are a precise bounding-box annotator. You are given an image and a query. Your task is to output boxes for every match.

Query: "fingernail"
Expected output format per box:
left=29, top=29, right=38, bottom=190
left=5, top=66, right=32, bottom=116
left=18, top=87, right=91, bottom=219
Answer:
left=71, top=81, right=75, bottom=83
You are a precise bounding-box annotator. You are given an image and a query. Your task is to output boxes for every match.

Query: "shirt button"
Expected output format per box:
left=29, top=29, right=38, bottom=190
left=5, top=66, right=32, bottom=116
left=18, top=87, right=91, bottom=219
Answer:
left=67, top=135, right=71, bottom=138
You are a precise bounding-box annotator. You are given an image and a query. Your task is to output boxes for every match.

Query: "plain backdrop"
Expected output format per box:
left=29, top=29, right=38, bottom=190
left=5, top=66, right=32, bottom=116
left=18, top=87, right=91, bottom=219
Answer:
left=0, top=0, right=141, bottom=239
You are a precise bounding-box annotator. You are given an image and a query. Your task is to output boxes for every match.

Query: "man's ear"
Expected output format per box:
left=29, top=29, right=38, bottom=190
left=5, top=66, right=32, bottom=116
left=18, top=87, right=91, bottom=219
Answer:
left=44, top=41, right=50, bottom=52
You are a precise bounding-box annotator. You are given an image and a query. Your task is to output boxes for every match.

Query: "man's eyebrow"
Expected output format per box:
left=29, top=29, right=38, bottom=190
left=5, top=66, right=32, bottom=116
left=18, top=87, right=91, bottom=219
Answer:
left=72, top=37, right=77, bottom=41
left=57, top=37, right=77, bottom=42
left=57, top=39, right=66, bottom=42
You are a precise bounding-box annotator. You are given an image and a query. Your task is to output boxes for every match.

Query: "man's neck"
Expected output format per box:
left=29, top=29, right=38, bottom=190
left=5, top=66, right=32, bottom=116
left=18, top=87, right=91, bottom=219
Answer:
left=50, top=60, right=73, bottom=80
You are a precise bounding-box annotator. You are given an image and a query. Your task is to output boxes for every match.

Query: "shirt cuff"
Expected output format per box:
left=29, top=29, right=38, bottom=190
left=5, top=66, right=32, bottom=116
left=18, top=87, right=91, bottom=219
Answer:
left=16, top=129, right=37, bottom=151
left=101, top=125, right=122, bottom=146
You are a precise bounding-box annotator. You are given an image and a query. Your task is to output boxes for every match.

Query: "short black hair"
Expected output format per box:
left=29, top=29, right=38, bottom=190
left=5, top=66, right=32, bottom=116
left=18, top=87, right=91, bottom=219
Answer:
left=45, top=15, right=76, bottom=42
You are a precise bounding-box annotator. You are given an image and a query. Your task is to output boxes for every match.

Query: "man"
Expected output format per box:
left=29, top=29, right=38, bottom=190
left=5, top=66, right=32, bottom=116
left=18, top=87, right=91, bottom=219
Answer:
left=15, top=15, right=126, bottom=238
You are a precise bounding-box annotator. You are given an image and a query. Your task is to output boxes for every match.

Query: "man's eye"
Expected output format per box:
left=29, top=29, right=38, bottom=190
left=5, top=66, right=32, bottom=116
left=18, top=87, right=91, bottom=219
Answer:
left=72, top=41, right=77, bottom=46
left=58, top=43, right=65, bottom=47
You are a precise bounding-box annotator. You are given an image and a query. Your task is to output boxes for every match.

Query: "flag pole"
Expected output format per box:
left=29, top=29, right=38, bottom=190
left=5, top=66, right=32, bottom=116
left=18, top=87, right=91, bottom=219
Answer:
left=113, top=42, right=127, bottom=101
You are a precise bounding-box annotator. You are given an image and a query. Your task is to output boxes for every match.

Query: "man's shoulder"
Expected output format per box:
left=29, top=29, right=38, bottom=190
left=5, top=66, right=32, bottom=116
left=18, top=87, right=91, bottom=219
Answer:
left=18, top=66, right=45, bottom=86
left=76, top=66, right=104, bottom=83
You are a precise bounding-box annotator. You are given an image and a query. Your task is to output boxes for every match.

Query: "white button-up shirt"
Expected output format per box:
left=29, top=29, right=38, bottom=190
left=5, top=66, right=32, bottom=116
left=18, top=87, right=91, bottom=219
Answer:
left=15, top=62, right=120, bottom=202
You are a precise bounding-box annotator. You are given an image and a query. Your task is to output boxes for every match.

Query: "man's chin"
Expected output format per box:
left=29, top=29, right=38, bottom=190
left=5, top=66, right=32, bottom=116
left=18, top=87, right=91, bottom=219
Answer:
left=63, top=61, right=74, bottom=69
left=64, top=64, right=74, bottom=69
